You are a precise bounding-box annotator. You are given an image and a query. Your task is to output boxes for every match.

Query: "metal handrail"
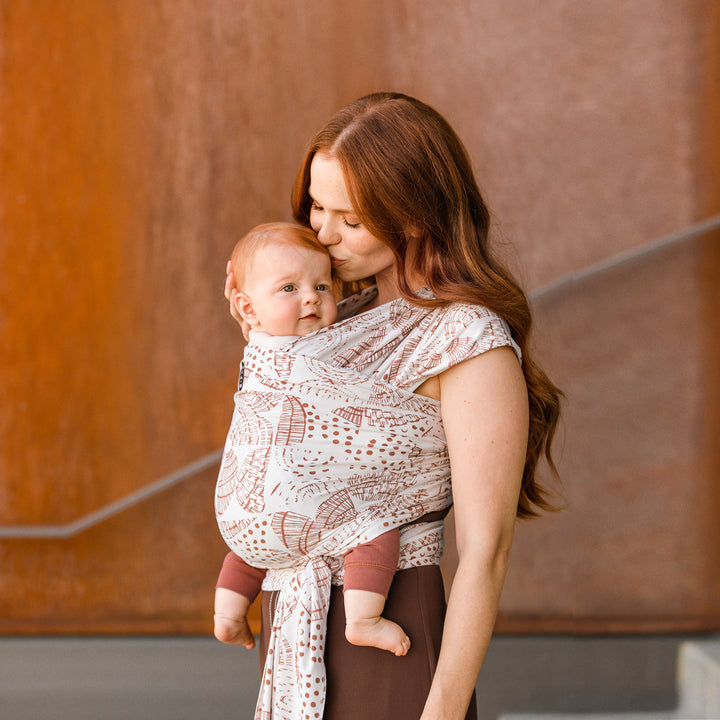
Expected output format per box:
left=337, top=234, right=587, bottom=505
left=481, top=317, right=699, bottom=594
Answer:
left=0, top=450, right=222, bottom=539
left=531, top=213, right=720, bottom=301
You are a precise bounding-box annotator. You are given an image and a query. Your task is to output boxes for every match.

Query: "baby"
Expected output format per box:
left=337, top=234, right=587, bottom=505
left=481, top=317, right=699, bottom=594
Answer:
left=214, top=221, right=410, bottom=657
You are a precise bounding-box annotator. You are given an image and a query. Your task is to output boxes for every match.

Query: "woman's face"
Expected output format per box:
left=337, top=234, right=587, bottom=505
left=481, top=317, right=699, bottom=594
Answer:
left=308, top=152, right=396, bottom=288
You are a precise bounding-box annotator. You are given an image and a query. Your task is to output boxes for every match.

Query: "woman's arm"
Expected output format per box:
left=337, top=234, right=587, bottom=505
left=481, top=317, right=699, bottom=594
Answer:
left=421, top=346, right=528, bottom=720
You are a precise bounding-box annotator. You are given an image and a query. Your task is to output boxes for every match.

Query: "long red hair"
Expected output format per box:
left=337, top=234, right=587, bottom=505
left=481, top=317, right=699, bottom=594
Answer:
left=292, top=92, right=562, bottom=518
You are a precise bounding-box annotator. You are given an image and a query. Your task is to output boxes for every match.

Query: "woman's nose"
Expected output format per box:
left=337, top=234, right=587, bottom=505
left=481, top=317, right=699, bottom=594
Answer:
left=316, top=218, right=339, bottom=246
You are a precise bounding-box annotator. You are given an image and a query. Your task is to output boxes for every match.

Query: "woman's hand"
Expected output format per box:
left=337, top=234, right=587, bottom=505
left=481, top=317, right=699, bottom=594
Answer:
left=225, top=261, right=251, bottom=340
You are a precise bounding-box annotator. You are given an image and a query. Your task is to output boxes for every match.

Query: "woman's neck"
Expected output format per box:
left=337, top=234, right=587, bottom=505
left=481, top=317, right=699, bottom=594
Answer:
left=370, top=264, right=429, bottom=308
left=369, top=271, right=402, bottom=309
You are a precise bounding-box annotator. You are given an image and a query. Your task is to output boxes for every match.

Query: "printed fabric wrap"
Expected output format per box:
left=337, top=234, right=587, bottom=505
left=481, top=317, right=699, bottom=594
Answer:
left=215, top=293, right=521, bottom=720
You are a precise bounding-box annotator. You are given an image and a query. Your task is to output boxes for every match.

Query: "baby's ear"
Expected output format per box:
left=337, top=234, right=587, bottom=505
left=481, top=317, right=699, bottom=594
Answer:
left=234, top=292, right=257, bottom=325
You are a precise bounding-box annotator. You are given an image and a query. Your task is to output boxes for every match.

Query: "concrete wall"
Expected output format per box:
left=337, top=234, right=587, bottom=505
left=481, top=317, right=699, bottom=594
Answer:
left=1, top=0, right=718, bottom=632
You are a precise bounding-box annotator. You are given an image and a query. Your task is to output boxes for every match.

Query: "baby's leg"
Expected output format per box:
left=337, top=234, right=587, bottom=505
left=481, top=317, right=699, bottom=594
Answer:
left=343, top=588, right=410, bottom=656
left=343, top=529, right=410, bottom=656
left=214, top=587, right=255, bottom=649
left=214, top=553, right=265, bottom=649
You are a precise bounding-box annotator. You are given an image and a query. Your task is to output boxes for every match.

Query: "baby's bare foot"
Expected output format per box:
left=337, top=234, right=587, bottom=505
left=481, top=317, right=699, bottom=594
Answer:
left=345, top=616, right=411, bottom=656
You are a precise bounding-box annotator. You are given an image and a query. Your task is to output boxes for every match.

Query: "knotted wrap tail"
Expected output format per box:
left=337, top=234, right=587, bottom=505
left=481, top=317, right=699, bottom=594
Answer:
left=257, top=521, right=444, bottom=719
left=256, top=556, right=334, bottom=720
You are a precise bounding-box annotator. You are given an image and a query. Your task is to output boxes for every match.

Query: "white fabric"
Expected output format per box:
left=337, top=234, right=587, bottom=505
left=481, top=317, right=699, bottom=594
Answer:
left=215, top=293, right=520, bottom=720
left=248, top=330, right=300, bottom=349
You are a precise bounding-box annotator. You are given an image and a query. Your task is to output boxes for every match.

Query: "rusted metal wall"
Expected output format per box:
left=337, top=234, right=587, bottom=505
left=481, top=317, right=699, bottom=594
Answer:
left=1, top=0, right=717, bottom=634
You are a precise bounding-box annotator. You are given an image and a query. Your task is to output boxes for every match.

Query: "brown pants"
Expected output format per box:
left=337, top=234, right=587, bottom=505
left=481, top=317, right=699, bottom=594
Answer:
left=260, top=564, right=478, bottom=720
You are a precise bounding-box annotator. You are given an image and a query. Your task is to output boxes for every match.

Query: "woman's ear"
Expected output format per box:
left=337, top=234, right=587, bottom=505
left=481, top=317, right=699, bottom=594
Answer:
left=234, top=292, right=257, bottom=326
left=405, top=224, right=423, bottom=241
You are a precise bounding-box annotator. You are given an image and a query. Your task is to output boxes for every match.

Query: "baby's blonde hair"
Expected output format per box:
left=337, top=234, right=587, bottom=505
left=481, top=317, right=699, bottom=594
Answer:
left=231, top=222, right=329, bottom=290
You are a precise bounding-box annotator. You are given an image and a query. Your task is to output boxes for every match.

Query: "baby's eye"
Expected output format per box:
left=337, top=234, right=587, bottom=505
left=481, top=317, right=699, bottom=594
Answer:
left=281, top=284, right=296, bottom=292
left=315, top=283, right=330, bottom=292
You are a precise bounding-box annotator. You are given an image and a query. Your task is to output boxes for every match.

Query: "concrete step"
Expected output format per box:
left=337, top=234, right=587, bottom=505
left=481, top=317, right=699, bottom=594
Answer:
left=500, top=638, right=720, bottom=720
left=678, top=639, right=720, bottom=719
left=1, top=635, right=716, bottom=720
left=500, top=714, right=683, bottom=720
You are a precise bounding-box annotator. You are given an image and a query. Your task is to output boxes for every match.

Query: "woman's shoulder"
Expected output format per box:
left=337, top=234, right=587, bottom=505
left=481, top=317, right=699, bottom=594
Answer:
left=365, top=293, right=521, bottom=391
left=405, top=291, right=519, bottom=352
left=424, top=296, right=506, bottom=326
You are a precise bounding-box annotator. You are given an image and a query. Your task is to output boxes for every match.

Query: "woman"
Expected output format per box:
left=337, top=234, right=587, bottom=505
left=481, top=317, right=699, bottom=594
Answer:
left=223, top=92, right=561, bottom=720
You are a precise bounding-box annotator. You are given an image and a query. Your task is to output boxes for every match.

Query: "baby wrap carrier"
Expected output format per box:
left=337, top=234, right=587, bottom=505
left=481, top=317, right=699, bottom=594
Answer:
left=215, top=291, right=520, bottom=720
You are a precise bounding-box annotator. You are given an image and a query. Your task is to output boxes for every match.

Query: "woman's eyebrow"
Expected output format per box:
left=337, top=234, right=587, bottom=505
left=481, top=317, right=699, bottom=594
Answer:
left=308, top=188, right=355, bottom=214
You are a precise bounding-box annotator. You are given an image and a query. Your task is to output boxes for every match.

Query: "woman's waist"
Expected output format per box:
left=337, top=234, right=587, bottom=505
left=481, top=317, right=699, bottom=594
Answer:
left=260, top=518, right=446, bottom=591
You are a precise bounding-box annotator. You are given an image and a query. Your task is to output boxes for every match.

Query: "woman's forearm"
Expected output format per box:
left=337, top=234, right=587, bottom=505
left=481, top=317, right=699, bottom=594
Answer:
left=420, top=547, right=510, bottom=720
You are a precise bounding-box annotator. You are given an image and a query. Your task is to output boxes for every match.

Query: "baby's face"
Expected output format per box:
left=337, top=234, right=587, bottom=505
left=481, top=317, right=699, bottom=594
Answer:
left=244, top=243, right=338, bottom=336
